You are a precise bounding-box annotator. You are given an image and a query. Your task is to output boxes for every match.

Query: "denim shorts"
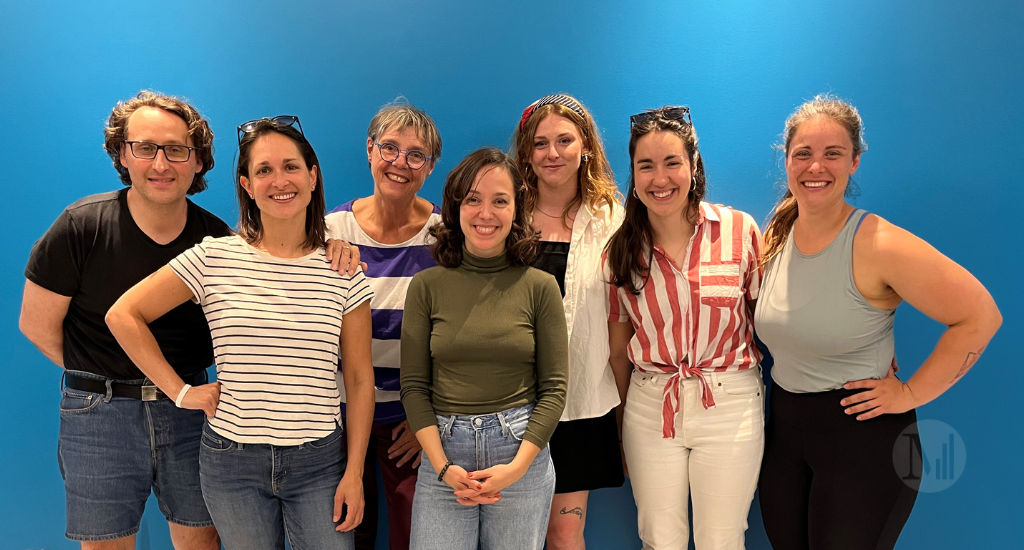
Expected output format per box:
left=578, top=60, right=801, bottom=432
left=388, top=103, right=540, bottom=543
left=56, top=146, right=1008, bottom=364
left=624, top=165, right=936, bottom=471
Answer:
left=410, top=404, right=556, bottom=550
left=199, top=422, right=353, bottom=549
left=57, top=370, right=213, bottom=541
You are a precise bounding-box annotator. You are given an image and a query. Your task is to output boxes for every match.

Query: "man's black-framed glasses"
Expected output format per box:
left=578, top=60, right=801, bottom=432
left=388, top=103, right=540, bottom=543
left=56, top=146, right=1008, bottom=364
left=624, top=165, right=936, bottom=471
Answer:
left=374, top=140, right=432, bottom=170
left=629, top=106, right=692, bottom=128
left=237, top=115, right=304, bottom=144
left=124, top=141, right=196, bottom=163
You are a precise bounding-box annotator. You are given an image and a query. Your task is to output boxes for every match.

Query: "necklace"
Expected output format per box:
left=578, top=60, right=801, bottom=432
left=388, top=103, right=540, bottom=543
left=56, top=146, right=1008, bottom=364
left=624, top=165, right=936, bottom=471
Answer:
left=535, top=205, right=577, bottom=220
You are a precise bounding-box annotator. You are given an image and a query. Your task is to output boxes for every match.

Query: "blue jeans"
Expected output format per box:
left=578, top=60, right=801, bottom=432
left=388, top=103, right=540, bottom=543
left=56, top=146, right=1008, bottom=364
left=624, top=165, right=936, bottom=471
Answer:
left=199, top=422, right=354, bottom=550
left=58, top=371, right=213, bottom=541
left=410, top=404, right=556, bottom=550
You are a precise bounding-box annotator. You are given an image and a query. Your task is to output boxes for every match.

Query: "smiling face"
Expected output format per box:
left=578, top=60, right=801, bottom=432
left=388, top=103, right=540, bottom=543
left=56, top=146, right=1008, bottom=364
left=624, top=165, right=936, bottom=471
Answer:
left=460, top=165, right=515, bottom=258
left=632, top=131, right=694, bottom=224
left=239, top=132, right=317, bottom=224
left=367, top=124, right=434, bottom=203
left=529, top=113, right=586, bottom=191
left=785, top=114, right=861, bottom=212
left=118, top=106, right=202, bottom=207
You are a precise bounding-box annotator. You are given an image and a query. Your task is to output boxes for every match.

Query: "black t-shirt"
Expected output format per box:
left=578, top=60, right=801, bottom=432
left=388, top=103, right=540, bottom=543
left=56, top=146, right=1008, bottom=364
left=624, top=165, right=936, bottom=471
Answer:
left=25, top=188, right=232, bottom=380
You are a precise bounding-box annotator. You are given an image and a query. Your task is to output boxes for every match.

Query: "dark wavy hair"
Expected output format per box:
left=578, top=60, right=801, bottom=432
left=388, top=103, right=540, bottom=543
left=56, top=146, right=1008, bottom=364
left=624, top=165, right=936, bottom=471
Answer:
left=430, top=147, right=539, bottom=267
left=236, top=121, right=326, bottom=250
left=103, top=90, right=215, bottom=194
left=605, top=107, right=708, bottom=295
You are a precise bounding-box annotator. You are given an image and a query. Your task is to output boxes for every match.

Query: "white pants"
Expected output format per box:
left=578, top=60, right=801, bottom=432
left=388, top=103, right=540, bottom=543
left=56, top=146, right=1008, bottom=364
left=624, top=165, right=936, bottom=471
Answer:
left=622, top=369, right=765, bottom=550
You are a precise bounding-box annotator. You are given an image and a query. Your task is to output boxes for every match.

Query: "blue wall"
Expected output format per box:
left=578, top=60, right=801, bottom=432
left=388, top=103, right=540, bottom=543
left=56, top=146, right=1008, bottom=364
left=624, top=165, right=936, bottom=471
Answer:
left=2, top=0, right=1021, bottom=548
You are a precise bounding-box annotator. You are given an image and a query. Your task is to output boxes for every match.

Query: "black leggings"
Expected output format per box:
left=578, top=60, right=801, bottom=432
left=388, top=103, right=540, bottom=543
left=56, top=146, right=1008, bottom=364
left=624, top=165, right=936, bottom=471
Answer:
left=758, top=384, right=919, bottom=550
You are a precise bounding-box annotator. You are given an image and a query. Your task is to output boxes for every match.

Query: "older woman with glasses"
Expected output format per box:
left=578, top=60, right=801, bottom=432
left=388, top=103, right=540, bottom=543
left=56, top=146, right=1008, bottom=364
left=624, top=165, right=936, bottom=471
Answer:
left=324, top=100, right=443, bottom=550
left=108, top=115, right=376, bottom=549
left=606, top=107, right=765, bottom=550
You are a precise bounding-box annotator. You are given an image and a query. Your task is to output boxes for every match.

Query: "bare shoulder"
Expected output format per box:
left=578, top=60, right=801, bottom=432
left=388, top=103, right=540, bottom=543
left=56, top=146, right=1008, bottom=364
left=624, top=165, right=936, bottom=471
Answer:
left=854, top=213, right=937, bottom=264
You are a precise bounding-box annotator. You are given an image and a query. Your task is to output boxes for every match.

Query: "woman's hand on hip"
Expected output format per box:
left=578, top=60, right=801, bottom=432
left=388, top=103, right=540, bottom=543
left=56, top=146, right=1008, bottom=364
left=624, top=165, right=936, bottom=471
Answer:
left=180, top=382, right=220, bottom=418
left=388, top=420, right=423, bottom=469
left=842, top=369, right=917, bottom=420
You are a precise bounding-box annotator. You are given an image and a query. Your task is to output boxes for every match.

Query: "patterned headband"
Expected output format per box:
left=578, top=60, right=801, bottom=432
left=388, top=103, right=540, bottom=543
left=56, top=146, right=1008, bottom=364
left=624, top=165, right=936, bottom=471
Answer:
left=519, top=94, right=587, bottom=130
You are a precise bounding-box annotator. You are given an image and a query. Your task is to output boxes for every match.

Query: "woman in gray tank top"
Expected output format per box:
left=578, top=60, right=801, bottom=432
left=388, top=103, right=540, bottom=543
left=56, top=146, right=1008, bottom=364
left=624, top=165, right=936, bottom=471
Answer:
left=754, top=94, right=1001, bottom=550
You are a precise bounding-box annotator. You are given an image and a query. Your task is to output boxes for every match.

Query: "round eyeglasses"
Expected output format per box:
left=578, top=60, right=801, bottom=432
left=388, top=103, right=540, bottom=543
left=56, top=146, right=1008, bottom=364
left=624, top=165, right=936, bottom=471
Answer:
left=124, top=141, right=196, bottom=162
left=374, top=141, right=433, bottom=170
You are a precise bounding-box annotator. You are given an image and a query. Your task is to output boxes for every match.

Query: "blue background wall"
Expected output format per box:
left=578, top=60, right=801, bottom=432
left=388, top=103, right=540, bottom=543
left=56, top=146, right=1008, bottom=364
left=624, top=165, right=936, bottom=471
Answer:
left=2, top=0, right=1021, bottom=548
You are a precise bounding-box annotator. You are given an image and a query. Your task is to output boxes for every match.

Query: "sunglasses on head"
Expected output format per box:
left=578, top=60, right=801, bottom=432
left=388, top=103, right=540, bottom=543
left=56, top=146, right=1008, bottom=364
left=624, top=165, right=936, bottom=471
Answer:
left=236, top=115, right=304, bottom=144
left=629, top=106, right=692, bottom=128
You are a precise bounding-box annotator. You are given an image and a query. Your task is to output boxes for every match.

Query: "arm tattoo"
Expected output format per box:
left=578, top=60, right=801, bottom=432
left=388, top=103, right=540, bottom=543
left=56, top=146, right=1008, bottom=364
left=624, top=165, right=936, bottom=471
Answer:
left=952, top=348, right=984, bottom=383
left=559, top=506, right=584, bottom=519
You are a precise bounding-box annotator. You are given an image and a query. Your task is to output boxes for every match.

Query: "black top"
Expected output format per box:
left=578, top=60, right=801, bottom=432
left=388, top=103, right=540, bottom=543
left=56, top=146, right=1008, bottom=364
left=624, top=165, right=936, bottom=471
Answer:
left=25, top=188, right=232, bottom=380
left=532, top=241, right=570, bottom=298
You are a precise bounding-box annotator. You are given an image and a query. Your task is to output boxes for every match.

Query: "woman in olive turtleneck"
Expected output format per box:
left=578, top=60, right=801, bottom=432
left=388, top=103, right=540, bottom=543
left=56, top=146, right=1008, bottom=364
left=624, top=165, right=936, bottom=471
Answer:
left=400, top=148, right=568, bottom=550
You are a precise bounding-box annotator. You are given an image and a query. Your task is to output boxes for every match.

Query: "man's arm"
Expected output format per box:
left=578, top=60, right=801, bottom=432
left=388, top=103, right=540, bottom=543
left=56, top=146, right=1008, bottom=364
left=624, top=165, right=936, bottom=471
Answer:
left=20, top=279, right=72, bottom=368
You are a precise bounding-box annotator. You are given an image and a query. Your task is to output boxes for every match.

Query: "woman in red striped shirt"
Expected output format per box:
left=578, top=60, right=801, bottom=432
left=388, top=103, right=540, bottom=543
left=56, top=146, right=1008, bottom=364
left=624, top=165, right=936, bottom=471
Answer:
left=605, top=107, right=764, bottom=550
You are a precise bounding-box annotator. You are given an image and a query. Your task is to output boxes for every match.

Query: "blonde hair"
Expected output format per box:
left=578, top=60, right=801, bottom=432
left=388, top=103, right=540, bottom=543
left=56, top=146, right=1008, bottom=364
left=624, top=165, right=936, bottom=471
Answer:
left=511, top=97, right=620, bottom=228
left=761, top=94, right=866, bottom=267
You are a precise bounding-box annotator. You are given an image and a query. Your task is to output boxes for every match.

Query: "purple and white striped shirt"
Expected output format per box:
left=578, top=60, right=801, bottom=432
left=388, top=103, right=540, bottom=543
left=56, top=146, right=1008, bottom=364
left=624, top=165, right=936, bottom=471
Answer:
left=326, top=200, right=442, bottom=424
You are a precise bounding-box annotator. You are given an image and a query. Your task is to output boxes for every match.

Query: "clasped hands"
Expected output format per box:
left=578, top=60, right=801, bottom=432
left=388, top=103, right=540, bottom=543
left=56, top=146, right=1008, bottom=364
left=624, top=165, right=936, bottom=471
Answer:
left=440, top=462, right=528, bottom=506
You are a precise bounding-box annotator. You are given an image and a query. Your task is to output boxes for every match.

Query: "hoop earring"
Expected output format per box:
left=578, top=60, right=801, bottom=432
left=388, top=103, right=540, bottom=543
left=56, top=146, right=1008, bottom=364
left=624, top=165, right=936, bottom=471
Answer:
left=632, top=187, right=638, bottom=199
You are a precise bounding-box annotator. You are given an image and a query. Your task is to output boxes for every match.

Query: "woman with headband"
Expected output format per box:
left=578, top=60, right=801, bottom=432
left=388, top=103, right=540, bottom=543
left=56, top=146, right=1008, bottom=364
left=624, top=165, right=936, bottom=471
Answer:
left=755, top=95, right=1001, bottom=549
left=108, top=116, right=376, bottom=549
left=606, top=107, right=764, bottom=549
left=511, top=93, right=624, bottom=550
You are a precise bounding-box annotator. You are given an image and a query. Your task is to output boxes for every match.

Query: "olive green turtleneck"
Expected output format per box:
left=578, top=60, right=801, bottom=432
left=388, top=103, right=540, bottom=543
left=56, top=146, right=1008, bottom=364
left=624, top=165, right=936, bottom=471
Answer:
left=400, top=248, right=568, bottom=448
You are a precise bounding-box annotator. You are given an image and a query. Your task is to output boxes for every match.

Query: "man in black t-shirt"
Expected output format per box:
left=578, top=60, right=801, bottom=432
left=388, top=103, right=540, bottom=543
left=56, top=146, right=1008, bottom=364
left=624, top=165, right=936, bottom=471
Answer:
left=20, top=91, right=229, bottom=549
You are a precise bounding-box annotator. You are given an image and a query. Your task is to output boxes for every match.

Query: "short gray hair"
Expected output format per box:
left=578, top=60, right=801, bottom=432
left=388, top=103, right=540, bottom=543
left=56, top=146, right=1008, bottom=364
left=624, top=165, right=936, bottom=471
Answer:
left=367, top=99, right=442, bottom=161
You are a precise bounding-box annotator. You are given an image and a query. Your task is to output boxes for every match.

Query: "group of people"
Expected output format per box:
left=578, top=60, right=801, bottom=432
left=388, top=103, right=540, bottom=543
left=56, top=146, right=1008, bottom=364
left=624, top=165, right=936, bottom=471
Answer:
left=19, top=90, right=1000, bottom=550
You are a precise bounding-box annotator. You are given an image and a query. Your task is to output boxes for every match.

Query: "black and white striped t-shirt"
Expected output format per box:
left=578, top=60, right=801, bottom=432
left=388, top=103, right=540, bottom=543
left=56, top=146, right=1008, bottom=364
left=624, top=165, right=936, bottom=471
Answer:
left=169, top=235, right=373, bottom=445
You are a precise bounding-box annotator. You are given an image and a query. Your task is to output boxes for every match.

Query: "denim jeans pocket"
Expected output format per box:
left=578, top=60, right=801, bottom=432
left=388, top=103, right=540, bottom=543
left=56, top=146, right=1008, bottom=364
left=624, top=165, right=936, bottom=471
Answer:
left=505, top=415, right=529, bottom=443
left=59, top=389, right=102, bottom=415
left=200, top=425, right=236, bottom=452
left=305, top=426, right=344, bottom=449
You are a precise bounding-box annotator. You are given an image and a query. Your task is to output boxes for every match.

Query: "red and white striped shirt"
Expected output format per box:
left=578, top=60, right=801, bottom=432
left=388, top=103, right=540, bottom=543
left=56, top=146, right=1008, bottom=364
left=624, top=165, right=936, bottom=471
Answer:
left=607, top=202, right=763, bottom=438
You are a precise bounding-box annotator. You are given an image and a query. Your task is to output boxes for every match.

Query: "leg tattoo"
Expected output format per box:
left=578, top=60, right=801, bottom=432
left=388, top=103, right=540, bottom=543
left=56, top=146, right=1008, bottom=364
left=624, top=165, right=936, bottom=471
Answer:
left=559, top=506, right=584, bottom=519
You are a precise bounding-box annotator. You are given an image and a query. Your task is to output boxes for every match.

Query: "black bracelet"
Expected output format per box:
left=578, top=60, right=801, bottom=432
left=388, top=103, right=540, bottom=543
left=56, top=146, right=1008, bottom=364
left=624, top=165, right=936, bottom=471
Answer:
left=437, top=459, right=453, bottom=482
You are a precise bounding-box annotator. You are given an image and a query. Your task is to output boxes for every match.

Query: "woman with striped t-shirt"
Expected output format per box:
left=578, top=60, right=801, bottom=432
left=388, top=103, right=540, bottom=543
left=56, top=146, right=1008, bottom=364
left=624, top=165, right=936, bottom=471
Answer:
left=108, top=116, right=375, bottom=550
left=605, top=107, right=764, bottom=550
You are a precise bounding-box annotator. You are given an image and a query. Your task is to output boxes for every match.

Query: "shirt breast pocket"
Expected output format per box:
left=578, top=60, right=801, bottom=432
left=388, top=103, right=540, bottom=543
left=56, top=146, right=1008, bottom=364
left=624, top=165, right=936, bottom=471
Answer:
left=699, top=261, right=743, bottom=308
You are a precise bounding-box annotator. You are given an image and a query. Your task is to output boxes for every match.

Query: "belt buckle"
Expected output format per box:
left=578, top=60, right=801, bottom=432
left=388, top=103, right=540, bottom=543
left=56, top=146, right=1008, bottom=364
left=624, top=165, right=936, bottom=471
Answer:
left=141, top=385, right=161, bottom=401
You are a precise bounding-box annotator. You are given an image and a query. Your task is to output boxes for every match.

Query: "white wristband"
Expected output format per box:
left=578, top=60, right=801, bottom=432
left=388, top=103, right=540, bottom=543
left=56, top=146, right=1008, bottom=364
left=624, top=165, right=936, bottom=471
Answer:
left=175, top=384, right=192, bottom=408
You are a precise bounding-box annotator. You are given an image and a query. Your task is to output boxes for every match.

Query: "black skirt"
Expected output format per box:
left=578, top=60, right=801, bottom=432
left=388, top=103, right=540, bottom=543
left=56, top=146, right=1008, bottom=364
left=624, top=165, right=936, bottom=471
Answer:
left=548, top=408, right=626, bottom=494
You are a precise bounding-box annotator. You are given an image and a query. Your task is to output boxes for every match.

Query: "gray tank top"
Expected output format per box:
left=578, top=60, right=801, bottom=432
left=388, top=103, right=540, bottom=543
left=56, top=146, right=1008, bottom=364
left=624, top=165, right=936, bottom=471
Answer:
left=754, top=209, right=895, bottom=393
